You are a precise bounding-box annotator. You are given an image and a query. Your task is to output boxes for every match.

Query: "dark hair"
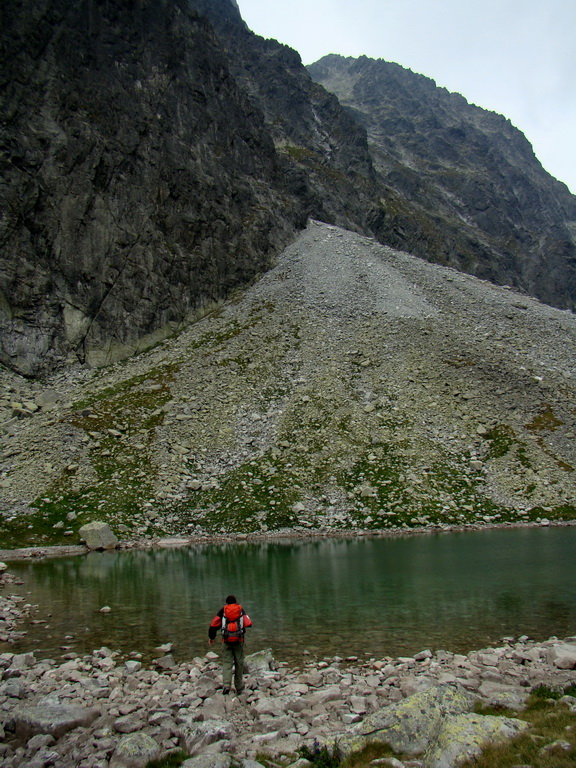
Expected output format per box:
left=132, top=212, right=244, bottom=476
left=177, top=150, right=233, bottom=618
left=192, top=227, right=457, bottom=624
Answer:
left=225, top=595, right=237, bottom=604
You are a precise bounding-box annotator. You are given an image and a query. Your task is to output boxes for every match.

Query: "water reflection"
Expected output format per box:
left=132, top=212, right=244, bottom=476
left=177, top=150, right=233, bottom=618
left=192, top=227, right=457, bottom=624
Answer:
left=4, top=527, right=576, bottom=664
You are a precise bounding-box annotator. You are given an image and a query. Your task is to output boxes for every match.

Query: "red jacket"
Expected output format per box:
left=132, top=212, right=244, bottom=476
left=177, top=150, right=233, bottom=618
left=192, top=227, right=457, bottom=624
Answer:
left=209, top=603, right=252, bottom=643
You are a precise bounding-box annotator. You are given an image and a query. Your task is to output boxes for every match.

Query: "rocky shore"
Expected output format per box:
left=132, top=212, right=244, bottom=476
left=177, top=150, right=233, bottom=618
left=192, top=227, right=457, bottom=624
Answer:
left=1, top=568, right=576, bottom=768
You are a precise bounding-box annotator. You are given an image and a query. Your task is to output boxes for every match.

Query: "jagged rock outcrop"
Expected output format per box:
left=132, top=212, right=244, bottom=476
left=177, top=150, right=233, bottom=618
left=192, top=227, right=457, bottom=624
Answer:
left=190, top=0, right=379, bottom=229
left=307, top=54, right=576, bottom=310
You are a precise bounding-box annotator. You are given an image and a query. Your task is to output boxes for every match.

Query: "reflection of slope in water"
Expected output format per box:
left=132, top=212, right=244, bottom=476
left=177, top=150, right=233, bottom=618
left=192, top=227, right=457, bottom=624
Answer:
left=3, top=527, right=576, bottom=666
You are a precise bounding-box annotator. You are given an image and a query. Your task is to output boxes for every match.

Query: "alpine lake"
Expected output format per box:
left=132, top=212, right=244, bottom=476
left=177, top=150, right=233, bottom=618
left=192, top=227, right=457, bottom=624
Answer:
left=2, top=526, right=576, bottom=666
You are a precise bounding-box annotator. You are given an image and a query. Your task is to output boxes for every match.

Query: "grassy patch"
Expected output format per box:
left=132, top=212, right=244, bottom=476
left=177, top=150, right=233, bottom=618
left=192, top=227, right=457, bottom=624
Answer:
left=527, top=504, right=576, bottom=521
left=483, top=424, right=518, bottom=459
left=146, top=751, right=189, bottom=768
left=71, top=364, right=177, bottom=412
left=483, top=424, right=532, bottom=468
left=526, top=405, right=564, bottom=432
left=460, top=686, right=576, bottom=768
left=340, top=742, right=399, bottom=768
left=335, top=447, right=507, bottom=529
left=444, top=357, right=476, bottom=368
left=282, top=145, right=318, bottom=162
left=167, top=450, right=303, bottom=534
left=0, top=366, right=177, bottom=547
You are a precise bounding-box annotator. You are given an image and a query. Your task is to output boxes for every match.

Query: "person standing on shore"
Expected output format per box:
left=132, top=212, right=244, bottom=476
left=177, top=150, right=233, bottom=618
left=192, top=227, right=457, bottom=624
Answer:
left=208, top=594, right=253, bottom=694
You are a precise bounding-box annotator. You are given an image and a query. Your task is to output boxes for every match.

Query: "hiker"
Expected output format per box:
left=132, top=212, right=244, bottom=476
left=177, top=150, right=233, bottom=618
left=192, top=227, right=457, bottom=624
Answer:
left=208, top=594, right=253, bottom=694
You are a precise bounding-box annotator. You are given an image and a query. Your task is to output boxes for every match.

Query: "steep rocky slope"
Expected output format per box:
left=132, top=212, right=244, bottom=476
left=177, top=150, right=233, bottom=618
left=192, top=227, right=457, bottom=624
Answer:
left=191, top=0, right=379, bottom=229
left=308, top=55, right=576, bottom=310
left=1, top=222, right=574, bottom=547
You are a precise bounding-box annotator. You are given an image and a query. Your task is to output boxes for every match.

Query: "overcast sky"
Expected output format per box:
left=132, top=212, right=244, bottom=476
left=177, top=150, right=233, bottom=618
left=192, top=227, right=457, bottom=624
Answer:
left=238, top=0, right=576, bottom=194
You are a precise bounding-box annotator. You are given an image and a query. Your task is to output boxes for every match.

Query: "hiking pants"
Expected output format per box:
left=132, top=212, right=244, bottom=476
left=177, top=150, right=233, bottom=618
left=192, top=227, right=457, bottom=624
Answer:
left=221, top=641, right=245, bottom=692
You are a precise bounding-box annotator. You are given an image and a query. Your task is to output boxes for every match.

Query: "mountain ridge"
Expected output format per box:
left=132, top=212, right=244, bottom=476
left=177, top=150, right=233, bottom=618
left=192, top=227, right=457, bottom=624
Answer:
left=1, top=0, right=576, bottom=377
left=308, top=54, right=576, bottom=309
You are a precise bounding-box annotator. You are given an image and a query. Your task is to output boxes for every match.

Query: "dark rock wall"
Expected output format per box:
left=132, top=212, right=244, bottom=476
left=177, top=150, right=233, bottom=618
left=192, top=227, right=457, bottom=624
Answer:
left=191, top=0, right=379, bottom=231
left=0, top=0, right=304, bottom=375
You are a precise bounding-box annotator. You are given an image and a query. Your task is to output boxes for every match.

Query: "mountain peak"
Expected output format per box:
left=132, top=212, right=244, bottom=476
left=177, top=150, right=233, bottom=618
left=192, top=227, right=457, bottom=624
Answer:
left=308, top=52, right=576, bottom=309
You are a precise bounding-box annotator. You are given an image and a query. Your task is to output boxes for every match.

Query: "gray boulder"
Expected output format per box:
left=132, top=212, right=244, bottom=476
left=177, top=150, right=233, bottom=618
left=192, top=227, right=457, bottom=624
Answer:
left=79, top=521, right=119, bottom=550
left=35, top=390, right=60, bottom=409
left=25, top=734, right=56, bottom=754
left=245, top=648, right=276, bottom=674
left=114, top=714, right=146, bottom=734
left=109, top=732, right=162, bottom=768
left=11, top=701, right=99, bottom=741
left=177, top=718, right=233, bottom=755
left=546, top=642, right=576, bottom=670
left=478, top=681, right=529, bottom=710
left=423, top=713, right=529, bottom=768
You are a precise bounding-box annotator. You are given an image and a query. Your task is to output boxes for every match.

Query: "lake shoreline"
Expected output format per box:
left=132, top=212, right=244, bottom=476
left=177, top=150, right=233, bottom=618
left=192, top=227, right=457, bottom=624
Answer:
left=1, top=518, right=575, bottom=562
left=1, top=586, right=576, bottom=768
left=2, top=532, right=576, bottom=767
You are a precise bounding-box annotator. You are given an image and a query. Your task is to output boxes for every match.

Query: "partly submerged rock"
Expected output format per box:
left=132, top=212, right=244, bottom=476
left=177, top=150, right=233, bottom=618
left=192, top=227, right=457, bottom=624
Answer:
left=245, top=648, right=276, bottom=674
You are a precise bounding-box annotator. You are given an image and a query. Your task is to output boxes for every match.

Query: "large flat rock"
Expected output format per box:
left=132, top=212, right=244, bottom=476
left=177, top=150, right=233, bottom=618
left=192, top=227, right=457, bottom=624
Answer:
left=12, top=701, right=99, bottom=741
left=338, top=683, right=476, bottom=756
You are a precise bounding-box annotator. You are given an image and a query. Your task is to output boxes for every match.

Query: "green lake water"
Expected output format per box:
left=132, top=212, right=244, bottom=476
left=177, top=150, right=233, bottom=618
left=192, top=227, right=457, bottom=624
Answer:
left=3, top=527, right=576, bottom=665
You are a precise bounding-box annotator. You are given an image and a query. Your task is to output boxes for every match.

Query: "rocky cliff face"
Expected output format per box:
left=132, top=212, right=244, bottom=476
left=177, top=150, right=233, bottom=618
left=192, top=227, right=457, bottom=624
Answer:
left=1, top=3, right=576, bottom=377
left=308, top=55, right=576, bottom=309
left=0, top=0, right=307, bottom=376
left=184, top=1, right=380, bottom=231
